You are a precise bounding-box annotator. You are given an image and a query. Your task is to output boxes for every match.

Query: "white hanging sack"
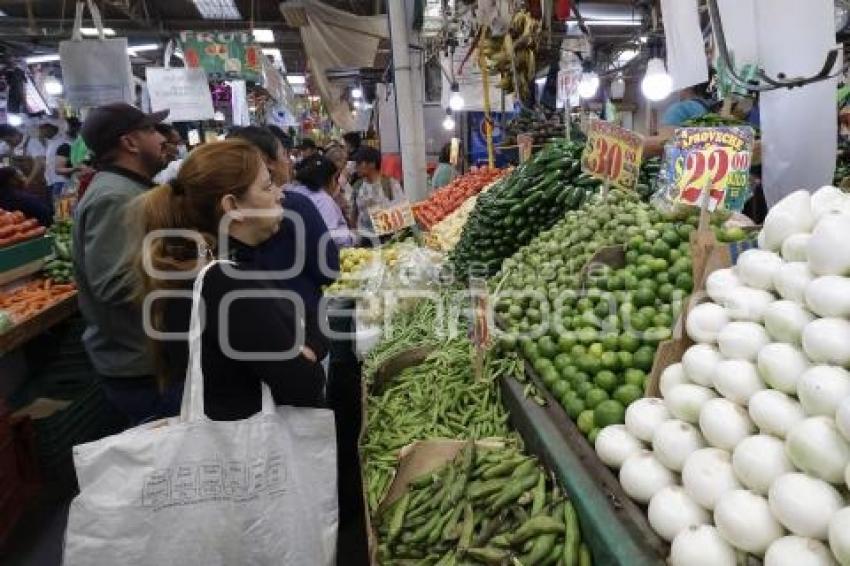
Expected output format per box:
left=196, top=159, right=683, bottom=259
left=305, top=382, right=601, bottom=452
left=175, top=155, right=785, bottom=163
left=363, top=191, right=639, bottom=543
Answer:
left=62, top=261, right=338, bottom=566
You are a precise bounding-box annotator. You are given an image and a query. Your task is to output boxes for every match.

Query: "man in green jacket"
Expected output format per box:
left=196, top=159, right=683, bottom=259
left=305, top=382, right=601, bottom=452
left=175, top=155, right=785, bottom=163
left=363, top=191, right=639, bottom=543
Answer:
left=73, top=103, right=171, bottom=426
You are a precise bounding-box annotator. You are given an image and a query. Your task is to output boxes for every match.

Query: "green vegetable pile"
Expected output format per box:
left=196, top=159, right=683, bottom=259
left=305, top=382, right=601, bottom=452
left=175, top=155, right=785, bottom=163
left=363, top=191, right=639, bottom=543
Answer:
left=636, top=156, right=661, bottom=201
left=375, top=443, right=591, bottom=566
left=450, top=141, right=601, bottom=278
left=681, top=112, right=750, bottom=128
left=363, top=340, right=520, bottom=512
left=493, top=190, right=731, bottom=442
left=44, top=218, right=73, bottom=283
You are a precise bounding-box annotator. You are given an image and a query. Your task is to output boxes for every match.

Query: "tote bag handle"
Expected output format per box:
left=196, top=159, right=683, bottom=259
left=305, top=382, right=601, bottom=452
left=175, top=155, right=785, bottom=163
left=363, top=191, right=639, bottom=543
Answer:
left=71, top=0, right=107, bottom=41
left=180, top=260, right=276, bottom=423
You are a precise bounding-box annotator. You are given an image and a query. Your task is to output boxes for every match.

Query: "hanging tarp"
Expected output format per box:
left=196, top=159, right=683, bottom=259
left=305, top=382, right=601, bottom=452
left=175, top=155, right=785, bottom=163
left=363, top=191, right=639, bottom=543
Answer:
left=178, top=30, right=264, bottom=82
left=281, top=0, right=388, bottom=131
left=660, top=0, right=709, bottom=91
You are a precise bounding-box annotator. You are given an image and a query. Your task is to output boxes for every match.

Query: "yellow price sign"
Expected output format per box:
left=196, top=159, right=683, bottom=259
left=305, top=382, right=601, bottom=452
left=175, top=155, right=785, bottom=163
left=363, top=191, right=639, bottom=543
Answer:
left=580, top=120, right=645, bottom=191
left=368, top=202, right=415, bottom=236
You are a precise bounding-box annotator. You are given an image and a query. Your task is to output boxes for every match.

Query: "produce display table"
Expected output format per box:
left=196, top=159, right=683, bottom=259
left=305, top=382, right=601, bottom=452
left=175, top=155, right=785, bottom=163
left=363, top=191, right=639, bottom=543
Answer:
left=499, top=373, right=667, bottom=566
left=0, top=293, right=79, bottom=354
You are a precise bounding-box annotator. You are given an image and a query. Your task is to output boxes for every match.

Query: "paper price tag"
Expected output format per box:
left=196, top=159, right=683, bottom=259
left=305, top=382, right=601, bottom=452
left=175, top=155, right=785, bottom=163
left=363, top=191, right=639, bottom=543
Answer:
left=670, top=127, right=755, bottom=212
left=368, top=202, right=415, bottom=236
left=580, top=120, right=645, bottom=191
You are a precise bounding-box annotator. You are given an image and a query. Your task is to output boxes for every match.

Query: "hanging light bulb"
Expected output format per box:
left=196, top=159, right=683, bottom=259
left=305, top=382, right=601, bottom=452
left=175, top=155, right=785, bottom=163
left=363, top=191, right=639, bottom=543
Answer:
left=7, top=114, right=23, bottom=127
left=44, top=76, right=63, bottom=96
left=449, top=82, right=465, bottom=111
left=641, top=57, right=673, bottom=101
left=535, top=76, right=547, bottom=87
left=442, top=108, right=455, bottom=131
left=611, top=75, right=626, bottom=100
left=577, top=71, right=600, bottom=99
left=351, top=86, right=363, bottom=99
left=352, top=100, right=361, bottom=109
left=213, top=111, right=226, bottom=122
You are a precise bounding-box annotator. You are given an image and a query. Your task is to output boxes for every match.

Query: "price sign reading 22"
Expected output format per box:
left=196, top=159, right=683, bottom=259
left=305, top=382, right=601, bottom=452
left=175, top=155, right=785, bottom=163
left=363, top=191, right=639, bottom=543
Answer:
left=678, top=147, right=751, bottom=210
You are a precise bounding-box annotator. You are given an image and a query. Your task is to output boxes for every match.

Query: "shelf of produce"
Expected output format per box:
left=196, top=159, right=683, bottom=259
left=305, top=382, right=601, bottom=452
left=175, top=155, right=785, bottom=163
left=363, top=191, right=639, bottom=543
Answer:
left=0, top=236, right=53, bottom=277
left=499, top=370, right=667, bottom=566
left=0, top=293, right=78, bottom=354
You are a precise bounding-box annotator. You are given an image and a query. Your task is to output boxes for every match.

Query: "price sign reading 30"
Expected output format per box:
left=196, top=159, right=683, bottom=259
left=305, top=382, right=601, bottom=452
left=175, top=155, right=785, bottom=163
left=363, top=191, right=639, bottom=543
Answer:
left=369, top=202, right=415, bottom=236
left=581, top=120, right=645, bottom=191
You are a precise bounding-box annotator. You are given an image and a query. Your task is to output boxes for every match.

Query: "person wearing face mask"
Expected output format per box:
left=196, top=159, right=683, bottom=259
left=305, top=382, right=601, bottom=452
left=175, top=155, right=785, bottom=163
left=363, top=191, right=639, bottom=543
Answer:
left=72, top=103, right=173, bottom=426
left=130, top=138, right=327, bottom=421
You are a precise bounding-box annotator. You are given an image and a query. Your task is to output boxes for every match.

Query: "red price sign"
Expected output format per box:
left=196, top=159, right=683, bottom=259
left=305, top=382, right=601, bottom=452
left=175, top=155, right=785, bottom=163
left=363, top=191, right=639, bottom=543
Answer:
left=673, top=127, right=755, bottom=211
left=581, top=120, right=645, bottom=191
left=368, top=202, right=415, bottom=236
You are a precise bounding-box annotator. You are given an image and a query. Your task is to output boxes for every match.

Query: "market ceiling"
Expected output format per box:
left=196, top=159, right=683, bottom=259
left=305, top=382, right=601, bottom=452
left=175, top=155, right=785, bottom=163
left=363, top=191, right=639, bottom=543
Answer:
left=0, top=1, right=651, bottom=76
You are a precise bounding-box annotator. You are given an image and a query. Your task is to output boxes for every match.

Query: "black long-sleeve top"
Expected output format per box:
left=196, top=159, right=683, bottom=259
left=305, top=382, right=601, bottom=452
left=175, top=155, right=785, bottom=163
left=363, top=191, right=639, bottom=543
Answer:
left=159, top=238, right=328, bottom=421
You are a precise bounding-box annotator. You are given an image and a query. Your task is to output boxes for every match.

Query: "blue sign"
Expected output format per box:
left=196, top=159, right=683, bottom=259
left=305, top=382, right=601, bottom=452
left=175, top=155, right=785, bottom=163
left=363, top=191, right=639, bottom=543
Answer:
left=468, top=112, right=512, bottom=167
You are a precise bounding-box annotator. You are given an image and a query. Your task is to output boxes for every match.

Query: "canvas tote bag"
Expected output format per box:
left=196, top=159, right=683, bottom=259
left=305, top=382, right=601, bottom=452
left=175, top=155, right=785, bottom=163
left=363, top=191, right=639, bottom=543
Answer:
left=63, top=261, right=338, bottom=565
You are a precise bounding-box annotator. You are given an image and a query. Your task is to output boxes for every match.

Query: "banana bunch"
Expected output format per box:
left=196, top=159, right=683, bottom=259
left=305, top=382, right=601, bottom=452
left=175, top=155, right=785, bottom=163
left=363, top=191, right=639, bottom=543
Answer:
left=479, top=11, right=540, bottom=101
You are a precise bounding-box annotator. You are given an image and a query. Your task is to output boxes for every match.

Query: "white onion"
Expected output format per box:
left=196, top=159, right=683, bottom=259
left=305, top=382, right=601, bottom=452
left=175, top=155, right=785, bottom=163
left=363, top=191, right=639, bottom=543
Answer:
left=648, top=486, right=711, bottom=542
left=786, top=417, right=850, bottom=485
left=763, top=300, right=815, bottom=345
left=670, top=525, right=737, bottom=566
left=712, top=359, right=765, bottom=405
left=666, top=384, right=718, bottom=424
left=807, top=212, right=850, bottom=276
left=837, top=397, right=850, bottom=441
left=758, top=343, right=810, bottom=394
left=595, top=424, right=645, bottom=469
left=737, top=249, right=784, bottom=290
left=773, top=262, right=816, bottom=304
left=721, top=287, right=775, bottom=323
left=714, top=489, right=784, bottom=555
left=829, top=507, right=850, bottom=566
left=625, top=397, right=671, bottom=442
left=619, top=451, right=677, bottom=504
left=803, top=318, right=850, bottom=367
left=768, top=473, right=845, bottom=540
left=652, top=419, right=706, bottom=472
left=811, top=185, right=850, bottom=222
left=706, top=268, right=743, bottom=304
left=764, top=536, right=838, bottom=566
left=749, top=390, right=806, bottom=439
left=682, top=448, right=741, bottom=511
left=687, top=303, right=731, bottom=344
left=699, top=398, right=755, bottom=450
left=717, top=321, right=770, bottom=361
left=797, top=365, right=850, bottom=417
left=732, top=434, right=795, bottom=495
left=762, top=190, right=815, bottom=251
left=805, top=275, right=850, bottom=318
left=681, top=344, right=721, bottom=387
left=781, top=234, right=811, bottom=262
left=659, top=363, right=690, bottom=399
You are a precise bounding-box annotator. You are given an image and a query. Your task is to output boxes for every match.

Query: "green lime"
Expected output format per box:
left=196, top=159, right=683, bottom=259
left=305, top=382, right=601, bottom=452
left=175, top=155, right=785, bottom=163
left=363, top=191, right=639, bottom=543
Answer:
left=594, top=370, right=619, bottom=393
left=588, top=427, right=601, bottom=444
left=523, top=342, right=540, bottom=361
left=577, top=410, right=596, bottom=433
left=618, top=333, right=641, bottom=353
left=629, top=313, right=650, bottom=332
left=628, top=235, right=645, bottom=250
left=563, top=397, right=586, bottom=420
left=658, top=282, right=675, bottom=302
left=600, top=351, right=620, bottom=371
left=617, top=351, right=634, bottom=370
left=561, top=365, right=579, bottom=381
left=634, top=346, right=656, bottom=371
left=653, top=313, right=673, bottom=328
left=676, top=272, right=694, bottom=293
left=553, top=380, right=570, bottom=398
left=625, top=250, right=640, bottom=265
left=635, top=264, right=653, bottom=280
left=594, top=400, right=626, bottom=428
left=577, top=354, right=601, bottom=375
left=651, top=240, right=671, bottom=260
left=677, top=223, right=695, bottom=240
left=558, top=332, right=577, bottom=353
left=655, top=271, right=671, bottom=285
left=633, top=288, right=655, bottom=308
left=577, top=327, right=599, bottom=345
left=601, top=332, right=620, bottom=351
left=650, top=258, right=669, bottom=273
left=534, top=358, right=555, bottom=375
left=613, top=384, right=644, bottom=406
left=538, top=336, right=558, bottom=359
left=662, top=229, right=680, bottom=247
left=585, top=388, right=610, bottom=409
left=587, top=342, right=605, bottom=357
left=554, top=353, right=572, bottom=372
left=508, top=304, right=523, bottom=319
left=624, top=368, right=646, bottom=388
left=576, top=381, right=593, bottom=397
left=570, top=345, right=587, bottom=358
left=541, top=368, right=560, bottom=388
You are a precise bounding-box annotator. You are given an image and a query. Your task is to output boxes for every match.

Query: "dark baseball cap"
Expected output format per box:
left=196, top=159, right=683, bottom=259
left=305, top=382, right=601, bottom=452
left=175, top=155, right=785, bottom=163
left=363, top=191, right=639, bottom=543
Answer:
left=81, top=103, right=169, bottom=157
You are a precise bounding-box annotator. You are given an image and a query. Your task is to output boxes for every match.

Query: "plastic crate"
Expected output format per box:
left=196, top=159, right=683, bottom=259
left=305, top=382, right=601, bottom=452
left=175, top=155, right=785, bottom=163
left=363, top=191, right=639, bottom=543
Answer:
left=0, top=236, right=53, bottom=275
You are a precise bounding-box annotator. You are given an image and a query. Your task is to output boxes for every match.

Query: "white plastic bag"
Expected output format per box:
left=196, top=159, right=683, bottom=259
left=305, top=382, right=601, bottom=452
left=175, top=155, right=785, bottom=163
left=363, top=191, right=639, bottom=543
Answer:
left=63, top=262, right=338, bottom=566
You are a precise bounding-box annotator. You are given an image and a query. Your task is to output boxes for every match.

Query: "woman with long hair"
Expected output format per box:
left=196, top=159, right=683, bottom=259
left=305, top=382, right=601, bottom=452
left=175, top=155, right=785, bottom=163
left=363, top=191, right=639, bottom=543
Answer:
left=290, top=155, right=355, bottom=248
left=132, top=138, right=327, bottom=420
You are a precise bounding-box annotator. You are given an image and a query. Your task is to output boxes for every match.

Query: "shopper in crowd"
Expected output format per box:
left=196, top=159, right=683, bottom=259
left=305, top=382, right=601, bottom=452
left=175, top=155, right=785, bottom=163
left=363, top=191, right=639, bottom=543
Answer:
left=351, top=146, right=406, bottom=241
left=72, top=102, right=172, bottom=426
left=342, top=131, right=361, bottom=160
left=0, top=122, right=48, bottom=191
left=0, top=166, right=51, bottom=226
left=152, top=124, right=185, bottom=185
left=45, top=118, right=81, bottom=200
left=267, top=124, right=294, bottom=155
left=290, top=155, right=355, bottom=248
left=130, top=138, right=327, bottom=421
left=661, top=81, right=716, bottom=127
left=295, top=137, right=320, bottom=169
left=431, top=141, right=459, bottom=191
left=0, top=124, right=22, bottom=160
left=323, top=145, right=355, bottom=227
left=227, top=126, right=339, bottom=315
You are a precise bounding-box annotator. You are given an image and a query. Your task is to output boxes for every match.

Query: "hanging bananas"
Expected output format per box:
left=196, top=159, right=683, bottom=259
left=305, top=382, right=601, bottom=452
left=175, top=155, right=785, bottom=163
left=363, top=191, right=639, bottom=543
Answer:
left=480, top=10, right=541, bottom=102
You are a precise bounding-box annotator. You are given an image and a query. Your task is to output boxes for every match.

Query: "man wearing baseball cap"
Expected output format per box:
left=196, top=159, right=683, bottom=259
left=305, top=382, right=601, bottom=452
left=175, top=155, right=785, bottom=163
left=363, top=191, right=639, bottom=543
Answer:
left=72, top=102, right=174, bottom=427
